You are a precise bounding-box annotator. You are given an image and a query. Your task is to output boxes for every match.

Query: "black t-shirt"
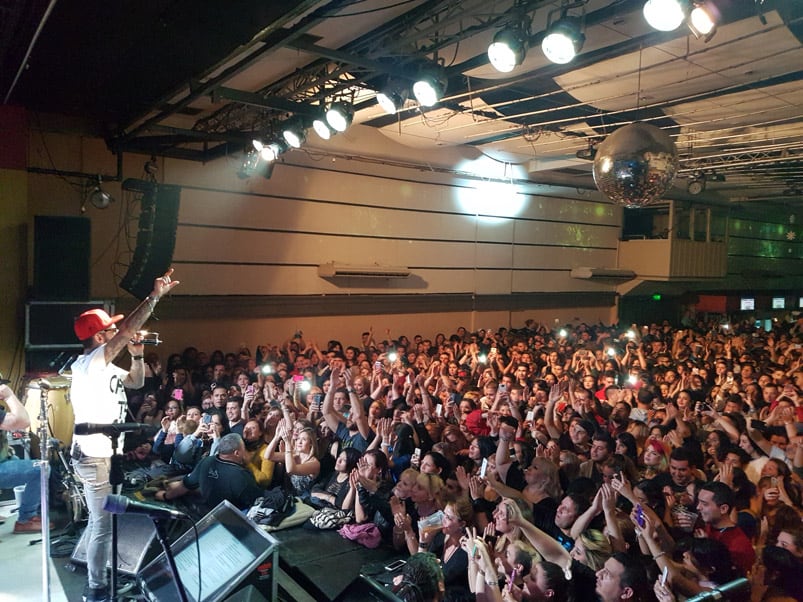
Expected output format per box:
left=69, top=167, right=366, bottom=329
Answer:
left=531, top=497, right=559, bottom=534
left=505, top=461, right=527, bottom=492
left=569, top=559, right=600, bottom=602
left=182, top=455, right=262, bottom=513
left=429, top=531, right=470, bottom=595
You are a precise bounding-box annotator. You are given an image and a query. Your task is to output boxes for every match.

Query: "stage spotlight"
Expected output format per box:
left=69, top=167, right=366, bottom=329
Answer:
left=412, top=66, right=445, bottom=107
left=688, top=1, right=719, bottom=39
left=325, top=102, right=354, bottom=133
left=376, top=83, right=408, bottom=115
left=312, top=112, right=335, bottom=140
left=488, top=26, right=528, bottom=73
left=643, top=0, right=686, bottom=32
left=687, top=172, right=706, bottom=195
left=542, top=17, right=585, bottom=64
left=253, top=139, right=282, bottom=161
left=282, top=122, right=307, bottom=149
left=87, top=175, right=114, bottom=209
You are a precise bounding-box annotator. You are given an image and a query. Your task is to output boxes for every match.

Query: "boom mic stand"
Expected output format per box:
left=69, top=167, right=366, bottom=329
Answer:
left=151, top=518, right=190, bottom=602
left=75, top=422, right=158, bottom=602
left=108, top=432, right=124, bottom=602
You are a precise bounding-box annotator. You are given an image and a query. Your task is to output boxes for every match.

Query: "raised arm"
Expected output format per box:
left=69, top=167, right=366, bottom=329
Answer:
left=109, top=269, right=179, bottom=366
left=321, top=366, right=342, bottom=433
left=343, top=367, right=371, bottom=440
left=544, top=383, right=565, bottom=439
left=507, top=498, right=571, bottom=568
left=0, top=384, right=30, bottom=431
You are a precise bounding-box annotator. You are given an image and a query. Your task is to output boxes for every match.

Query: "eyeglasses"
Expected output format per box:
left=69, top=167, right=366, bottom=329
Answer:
left=102, top=327, right=119, bottom=334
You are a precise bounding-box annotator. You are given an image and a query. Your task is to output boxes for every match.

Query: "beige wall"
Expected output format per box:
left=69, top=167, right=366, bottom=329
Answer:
left=15, top=122, right=623, bottom=372
left=113, top=307, right=617, bottom=362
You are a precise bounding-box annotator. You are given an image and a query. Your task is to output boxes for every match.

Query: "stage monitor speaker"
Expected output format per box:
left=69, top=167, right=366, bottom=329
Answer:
left=120, top=183, right=181, bottom=300
left=71, top=513, right=159, bottom=575
left=34, top=215, right=90, bottom=300
left=138, top=500, right=278, bottom=602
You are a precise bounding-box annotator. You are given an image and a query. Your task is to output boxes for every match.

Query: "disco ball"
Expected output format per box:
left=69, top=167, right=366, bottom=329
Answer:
left=592, top=122, right=679, bottom=208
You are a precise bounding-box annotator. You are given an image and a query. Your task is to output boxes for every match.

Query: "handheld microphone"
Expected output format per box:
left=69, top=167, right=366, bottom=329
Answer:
left=74, top=423, right=159, bottom=437
left=103, top=494, right=187, bottom=520
left=131, top=331, right=161, bottom=346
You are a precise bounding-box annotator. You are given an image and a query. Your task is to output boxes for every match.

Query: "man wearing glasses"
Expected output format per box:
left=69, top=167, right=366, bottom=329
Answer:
left=70, top=269, right=179, bottom=602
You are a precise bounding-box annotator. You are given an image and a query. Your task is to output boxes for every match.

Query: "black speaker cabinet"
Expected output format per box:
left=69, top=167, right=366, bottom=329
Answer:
left=34, top=216, right=91, bottom=300
left=121, top=183, right=181, bottom=299
left=71, top=513, right=158, bottom=576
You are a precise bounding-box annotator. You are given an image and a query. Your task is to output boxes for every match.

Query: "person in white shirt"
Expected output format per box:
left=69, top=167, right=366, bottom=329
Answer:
left=70, top=269, right=178, bottom=602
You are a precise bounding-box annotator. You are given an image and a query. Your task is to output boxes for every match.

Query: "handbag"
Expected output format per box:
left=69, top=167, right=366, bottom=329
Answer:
left=309, top=506, right=353, bottom=529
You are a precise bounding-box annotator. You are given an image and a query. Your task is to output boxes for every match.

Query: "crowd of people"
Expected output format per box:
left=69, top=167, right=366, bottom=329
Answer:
left=111, top=315, right=803, bottom=602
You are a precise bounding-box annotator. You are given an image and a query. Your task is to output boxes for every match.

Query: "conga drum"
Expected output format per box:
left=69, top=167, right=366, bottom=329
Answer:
left=24, top=375, right=74, bottom=449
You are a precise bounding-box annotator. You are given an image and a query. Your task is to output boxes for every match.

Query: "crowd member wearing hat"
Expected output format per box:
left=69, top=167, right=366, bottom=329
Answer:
left=70, top=269, right=178, bottom=602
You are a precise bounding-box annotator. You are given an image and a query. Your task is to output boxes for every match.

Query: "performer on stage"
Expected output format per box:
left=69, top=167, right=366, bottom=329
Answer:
left=0, top=384, right=45, bottom=533
left=70, top=269, right=179, bottom=602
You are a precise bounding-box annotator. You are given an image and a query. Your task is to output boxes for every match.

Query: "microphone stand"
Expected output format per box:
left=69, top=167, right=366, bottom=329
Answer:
left=108, top=433, right=124, bottom=602
left=151, top=517, right=189, bottom=602
left=37, top=381, right=52, bottom=602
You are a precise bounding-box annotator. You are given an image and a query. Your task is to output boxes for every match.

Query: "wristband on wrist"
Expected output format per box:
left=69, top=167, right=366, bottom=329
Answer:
left=132, top=355, right=144, bottom=360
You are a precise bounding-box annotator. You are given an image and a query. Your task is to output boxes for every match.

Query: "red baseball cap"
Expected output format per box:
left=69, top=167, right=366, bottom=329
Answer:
left=74, top=309, right=124, bottom=340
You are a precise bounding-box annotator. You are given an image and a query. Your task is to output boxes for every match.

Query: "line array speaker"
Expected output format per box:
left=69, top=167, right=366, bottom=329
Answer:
left=120, top=183, right=181, bottom=299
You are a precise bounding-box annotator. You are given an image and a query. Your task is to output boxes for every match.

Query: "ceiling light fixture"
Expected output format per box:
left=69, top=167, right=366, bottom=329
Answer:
left=312, top=108, right=335, bottom=140
left=253, top=139, right=283, bottom=161
left=282, top=121, right=307, bottom=149
left=542, top=16, right=585, bottom=64
left=687, top=171, right=706, bottom=195
left=643, top=0, right=686, bottom=32
left=325, top=102, right=354, bottom=133
left=87, top=175, right=115, bottom=209
left=376, top=82, right=408, bottom=115
left=488, top=25, right=529, bottom=73
left=412, top=65, right=446, bottom=107
left=688, top=1, right=720, bottom=40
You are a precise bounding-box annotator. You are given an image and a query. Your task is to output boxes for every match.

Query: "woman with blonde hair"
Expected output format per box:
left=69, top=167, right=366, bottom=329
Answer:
left=570, top=528, right=612, bottom=571
left=486, top=456, right=562, bottom=534
left=393, top=472, right=445, bottom=554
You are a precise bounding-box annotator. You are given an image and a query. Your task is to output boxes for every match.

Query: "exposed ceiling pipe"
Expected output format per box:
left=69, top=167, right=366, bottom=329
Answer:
left=2, top=0, right=59, bottom=104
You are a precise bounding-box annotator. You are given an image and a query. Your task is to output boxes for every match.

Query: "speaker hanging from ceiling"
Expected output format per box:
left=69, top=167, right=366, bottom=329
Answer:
left=120, top=182, right=181, bottom=299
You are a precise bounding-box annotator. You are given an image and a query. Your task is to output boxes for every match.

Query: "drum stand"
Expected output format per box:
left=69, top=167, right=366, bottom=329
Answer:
left=36, top=379, right=53, bottom=602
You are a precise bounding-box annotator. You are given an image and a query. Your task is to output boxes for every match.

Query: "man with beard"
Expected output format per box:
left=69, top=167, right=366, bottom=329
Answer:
left=242, top=420, right=274, bottom=488
left=608, top=401, right=631, bottom=436
left=579, top=431, right=615, bottom=488
left=322, top=365, right=373, bottom=452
